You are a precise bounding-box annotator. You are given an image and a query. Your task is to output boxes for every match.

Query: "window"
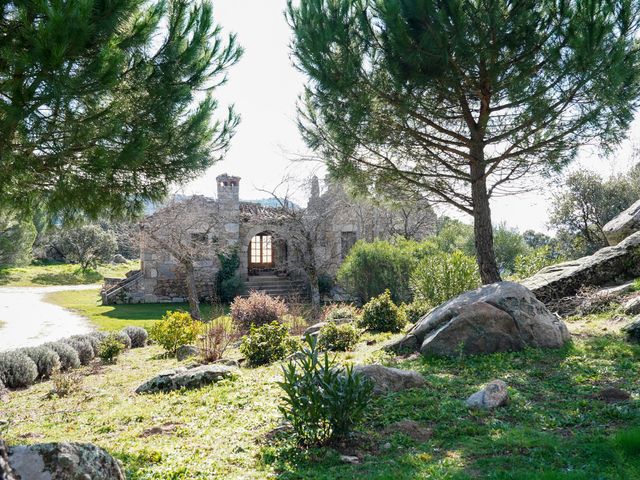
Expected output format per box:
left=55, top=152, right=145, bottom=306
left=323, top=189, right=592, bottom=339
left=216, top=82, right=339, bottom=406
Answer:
left=250, top=234, right=273, bottom=265
left=341, top=231, right=357, bottom=259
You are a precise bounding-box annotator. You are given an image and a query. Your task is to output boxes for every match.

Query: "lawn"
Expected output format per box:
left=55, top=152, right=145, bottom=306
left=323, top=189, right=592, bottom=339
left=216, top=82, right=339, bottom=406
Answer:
left=0, top=260, right=139, bottom=287
left=2, top=311, right=639, bottom=479
left=44, top=288, right=221, bottom=331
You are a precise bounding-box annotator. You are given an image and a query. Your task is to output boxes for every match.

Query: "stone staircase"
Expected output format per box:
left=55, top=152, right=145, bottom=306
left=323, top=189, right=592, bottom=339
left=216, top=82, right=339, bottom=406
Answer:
left=243, top=275, right=308, bottom=300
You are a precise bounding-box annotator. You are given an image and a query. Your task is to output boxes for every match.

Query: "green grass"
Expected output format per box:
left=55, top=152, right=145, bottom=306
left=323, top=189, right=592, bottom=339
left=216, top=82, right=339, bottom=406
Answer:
left=2, top=311, right=639, bottom=479
left=0, top=260, right=139, bottom=287
left=44, top=288, right=221, bottom=331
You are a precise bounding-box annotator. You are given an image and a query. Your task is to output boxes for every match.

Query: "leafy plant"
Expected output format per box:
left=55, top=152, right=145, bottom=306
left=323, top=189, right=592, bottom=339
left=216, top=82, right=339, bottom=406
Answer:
left=216, top=249, right=245, bottom=302
left=43, top=342, right=80, bottom=371
left=359, top=289, right=407, bottom=333
left=55, top=224, right=117, bottom=270
left=410, top=250, right=480, bottom=306
left=0, top=351, right=38, bottom=388
left=317, top=322, right=360, bottom=351
left=115, top=331, right=132, bottom=350
left=401, top=300, right=432, bottom=324
left=513, top=245, right=562, bottom=279
left=98, top=334, right=126, bottom=364
left=63, top=336, right=95, bottom=365
left=122, top=326, right=149, bottom=348
left=49, top=370, right=82, bottom=398
left=149, top=311, right=202, bottom=356
left=19, top=346, right=60, bottom=379
left=230, top=291, right=288, bottom=331
left=278, top=335, right=373, bottom=445
left=322, top=304, right=360, bottom=322
left=200, top=316, right=239, bottom=363
left=240, top=321, right=296, bottom=366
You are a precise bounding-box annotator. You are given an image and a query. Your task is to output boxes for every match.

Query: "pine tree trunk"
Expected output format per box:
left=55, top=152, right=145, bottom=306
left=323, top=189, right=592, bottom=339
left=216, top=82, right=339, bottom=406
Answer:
left=470, top=145, right=502, bottom=284
left=184, top=260, right=202, bottom=320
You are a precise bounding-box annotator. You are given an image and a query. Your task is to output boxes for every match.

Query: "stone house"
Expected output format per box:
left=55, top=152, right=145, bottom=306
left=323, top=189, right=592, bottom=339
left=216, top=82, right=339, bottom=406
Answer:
left=102, top=174, right=436, bottom=304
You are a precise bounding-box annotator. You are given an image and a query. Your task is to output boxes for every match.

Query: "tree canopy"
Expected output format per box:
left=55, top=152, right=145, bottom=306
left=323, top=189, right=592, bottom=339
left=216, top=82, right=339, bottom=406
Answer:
left=287, top=0, right=640, bottom=283
left=0, top=0, right=242, bottom=219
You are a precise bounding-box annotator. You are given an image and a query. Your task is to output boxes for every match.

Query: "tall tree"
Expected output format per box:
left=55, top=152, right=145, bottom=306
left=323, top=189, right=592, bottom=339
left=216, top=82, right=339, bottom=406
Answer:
left=287, top=0, right=640, bottom=284
left=1, top=0, right=241, bottom=218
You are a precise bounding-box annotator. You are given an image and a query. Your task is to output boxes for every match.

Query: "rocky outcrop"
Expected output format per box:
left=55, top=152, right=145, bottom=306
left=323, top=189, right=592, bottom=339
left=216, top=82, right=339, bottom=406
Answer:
left=522, top=232, right=640, bottom=302
left=176, top=345, right=200, bottom=361
left=389, top=282, right=570, bottom=357
left=0, top=439, right=16, bottom=480
left=8, top=442, right=125, bottom=479
left=135, top=364, right=237, bottom=394
left=603, top=199, right=640, bottom=246
left=466, top=380, right=509, bottom=409
left=353, top=365, right=426, bottom=395
left=623, top=317, right=640, bottom=343
left=623, top=296, right=640, bottom=316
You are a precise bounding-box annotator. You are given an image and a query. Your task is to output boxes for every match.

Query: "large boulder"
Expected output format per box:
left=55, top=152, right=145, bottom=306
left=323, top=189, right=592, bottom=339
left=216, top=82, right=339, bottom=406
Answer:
left=135, top=364, right=237, bottom=394
left=353, top=365, right=426, bottom=395
left=389, top=282, right=569, bottom=357
left=8, top=442, right=125, bottom=479
left=603, top=199, right=640, bottom=246
left=0, top=439, right=16, bottom=480
left=522, top=231, right=640, bottom=302
left=176, top=344, right=200, bottom=361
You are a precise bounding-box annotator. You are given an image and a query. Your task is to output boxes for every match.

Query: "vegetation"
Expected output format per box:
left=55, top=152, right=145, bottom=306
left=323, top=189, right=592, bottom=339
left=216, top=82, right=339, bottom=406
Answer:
left=317, top=322, right=360, bottom=352
left=231, top=292, right=289, bottom=331
left=513, top=245, right=563, bottom=280
left=322, top=304, right=360, bottom=322
left=288, top=0, right=640, bottom=284
left=359, top=290, right=407, bottom=333
left=401, top=300, right=432, bottom=324
left=240, top=321, right=298, bottom=367
left=216, top=250, right=246, bottom=303
left=410, top=250, right=480, bottom=307
left=0, top=261, right=137, bottom=287
left=149, top=311, right=202, bottom=356
left=43, top=342, right=81, bottom=372
left=54, top=225, right=118, bottom=270
left=278, top=336, right=373, bottom=445
left=19, top=346, right=60, bottom=379
left=199, top=316, right=239, bottom=363
left=0, top=0, right=242, bottom=218
left=98, top=335, right=127, bottom=364
left=0, top=351, right=38, bottom=388
left=0, top=210, right=37, bottom=266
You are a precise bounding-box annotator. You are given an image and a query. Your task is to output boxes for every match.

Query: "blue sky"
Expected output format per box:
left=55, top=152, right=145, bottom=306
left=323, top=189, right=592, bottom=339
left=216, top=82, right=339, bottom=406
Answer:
left=184, top=0, right=640, bottom=233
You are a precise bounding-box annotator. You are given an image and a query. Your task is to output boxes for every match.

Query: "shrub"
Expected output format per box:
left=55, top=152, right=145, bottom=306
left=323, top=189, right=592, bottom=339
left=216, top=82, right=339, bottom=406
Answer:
left=55, top=223, right=117, bottom=270
left=49, top=370, right=82, bottom=397
left=513, top=245, right=561, bottom=279
left=63, top=337, right=95, bottom=365
left=318, top=274, right=334, bottom=296
left=401, top=299, right=432, bottom=324
left=410, top=250, right=480, bottom=307
left=122, top=326, right=148, bottom=348
left=240, top=321, right=296, bottom=366
left=19, top=346, right=60, bottom=379
left=98, top=334, right=126, bottom=364
left=0, top=351, right=38, bottom=388
left=322, top=304, right=360, bottom=322
left=81, top=333, right=102, bottom=353
left=44, top=342, right=81, bottom=371
left=278, top=335, right=373, bottom=445
left=337, top=239, right=417, bottom=303
left=216, top=249, right=245, bottom=302
left=359, top=289, right=407, bottom=333
left=317, top=322, right=360, bottom=351
left=149, top=310, right=202, bottom=355
left=282, top=314, right=308, bottom=336
left=230, top=291, right=288, bottom=331
left=115, top=331, right=132, bottom=350
left=200, top=316, right=239, bottom=363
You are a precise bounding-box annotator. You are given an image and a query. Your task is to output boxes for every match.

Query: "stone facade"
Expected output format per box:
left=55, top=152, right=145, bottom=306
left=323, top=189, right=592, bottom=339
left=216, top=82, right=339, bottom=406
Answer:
left=103, top=174, right=436, bottom=304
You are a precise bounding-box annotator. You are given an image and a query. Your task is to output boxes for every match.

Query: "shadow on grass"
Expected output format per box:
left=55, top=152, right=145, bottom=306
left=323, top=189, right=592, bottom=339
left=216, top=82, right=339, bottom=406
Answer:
left=31, top=269, right=102, bottom=285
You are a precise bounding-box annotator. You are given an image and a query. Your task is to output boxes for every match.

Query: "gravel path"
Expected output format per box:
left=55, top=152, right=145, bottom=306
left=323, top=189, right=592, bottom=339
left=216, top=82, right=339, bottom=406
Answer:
left=0, top=285, right=97, bottom=352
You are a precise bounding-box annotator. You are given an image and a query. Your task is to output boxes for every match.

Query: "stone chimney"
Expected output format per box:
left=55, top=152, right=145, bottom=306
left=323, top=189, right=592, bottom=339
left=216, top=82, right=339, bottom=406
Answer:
left=216, top=174, right=241, bottom=210
left=308, top=175, right=320, bottom=209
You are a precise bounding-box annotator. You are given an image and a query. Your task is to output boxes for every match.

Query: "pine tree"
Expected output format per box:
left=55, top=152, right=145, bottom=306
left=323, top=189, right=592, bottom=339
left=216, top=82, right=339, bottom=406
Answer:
left=0, top=0, right=242, bottom=218
left=287, top=0, right=640, bottom=283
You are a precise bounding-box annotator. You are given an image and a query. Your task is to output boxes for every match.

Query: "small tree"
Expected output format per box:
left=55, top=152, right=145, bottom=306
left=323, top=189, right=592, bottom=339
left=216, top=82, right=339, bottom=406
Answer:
left=56, top=224, right=117, bottom=270
left=0, top=209, right=36, bottom=266
left=141, top=197, right=228, bottom=320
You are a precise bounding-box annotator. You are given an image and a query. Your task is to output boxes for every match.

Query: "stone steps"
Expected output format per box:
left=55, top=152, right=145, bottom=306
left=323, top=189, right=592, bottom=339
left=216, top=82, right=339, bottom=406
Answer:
left=243, top=275, right=308, bottom=300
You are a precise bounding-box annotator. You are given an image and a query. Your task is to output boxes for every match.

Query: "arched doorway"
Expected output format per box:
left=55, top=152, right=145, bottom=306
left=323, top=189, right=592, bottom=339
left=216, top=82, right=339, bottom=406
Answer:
left=248, top=232, right=275, bottom=275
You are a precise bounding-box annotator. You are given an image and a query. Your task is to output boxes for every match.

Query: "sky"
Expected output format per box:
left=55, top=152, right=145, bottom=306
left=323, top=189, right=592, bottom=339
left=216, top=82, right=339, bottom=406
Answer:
left=184, top=0, right=640, bottom=234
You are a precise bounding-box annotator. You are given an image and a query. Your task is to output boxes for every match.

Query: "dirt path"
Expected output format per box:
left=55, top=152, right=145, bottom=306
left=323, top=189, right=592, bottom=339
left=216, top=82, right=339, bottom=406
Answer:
left=0, top=285, right=97, bottom=352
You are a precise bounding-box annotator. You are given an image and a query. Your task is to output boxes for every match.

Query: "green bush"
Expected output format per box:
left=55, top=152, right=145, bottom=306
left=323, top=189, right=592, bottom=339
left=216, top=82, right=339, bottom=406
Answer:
left=44, top=342, right=80, bottom=371
left=230, top=291, right=288, bottom=331
left=115, top=331, right=132, bottom=349
left=240, top=321, right=296, bottom=366
left=401, top=299, right=432, bottom=323
left=216, top=249, right=245, bottom=302
left=513, top=245, right=561, bottom=279
left=317, top=322, right=360, bottom=351
left=149, top=311, right=202, bottom=356
left=0, top=351, right=38, bottom=388
left=98, top=334, right=126, bottom=364
left=19, top=346, right=60, bottom=379
left=337, top=239, right=418, bottom=304
left=359, top=289, right=407, bottom=333
left=122, top=326, right=148, bottom=348
left=410, top=250, right=480, bottom=306
left=63, top=336, right=95, bottom=365
left=322, top=304, right=360, bottom=322
left=278, top=335, right=373, bottom=445
left=318, top=274, right=334, bottom=296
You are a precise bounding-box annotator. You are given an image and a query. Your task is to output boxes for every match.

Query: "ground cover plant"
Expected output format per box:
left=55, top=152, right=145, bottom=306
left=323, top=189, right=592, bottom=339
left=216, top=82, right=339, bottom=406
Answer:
left=1, top=303, right=638, bottom=479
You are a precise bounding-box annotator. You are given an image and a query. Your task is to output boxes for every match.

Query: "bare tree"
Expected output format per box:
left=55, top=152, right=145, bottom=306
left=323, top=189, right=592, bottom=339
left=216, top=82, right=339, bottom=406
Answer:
left=140, top=196, right=227, bottom=320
